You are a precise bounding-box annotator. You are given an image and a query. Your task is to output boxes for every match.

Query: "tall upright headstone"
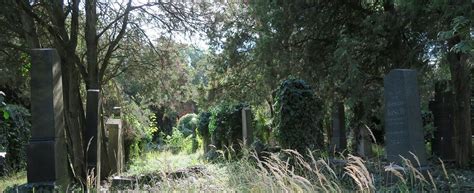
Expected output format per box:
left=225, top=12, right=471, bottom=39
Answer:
left=105, top=118, right=124, bottom=175
left=330, top=102, right=346, bottom=153
left=241, top=107, right=253, bottom=147
left=28, top=48, right=69, bottom=187
left=429, top=81, right=455, bottom=160
left=384, top=69, right=427, bottom=166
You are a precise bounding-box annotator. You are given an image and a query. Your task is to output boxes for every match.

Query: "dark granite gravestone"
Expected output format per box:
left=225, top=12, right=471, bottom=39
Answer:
left=384, top=69, right=427, bottom=166
left=27, top=48, right=69, bottom=187
left=330, top=102, right=346, bottom=154
left=429, top=81, right=455, bottom=161
left=106, top=118, right=124, bottom=175
left=241, top=107, right=253, bottom=147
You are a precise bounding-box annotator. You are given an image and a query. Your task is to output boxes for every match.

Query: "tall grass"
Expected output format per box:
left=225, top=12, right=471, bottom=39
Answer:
left=121, top=147, right=463, bottom=192
left=3, top=148, right=468, bottom=192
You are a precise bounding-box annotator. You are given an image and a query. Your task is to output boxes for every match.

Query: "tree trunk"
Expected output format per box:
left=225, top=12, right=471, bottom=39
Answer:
left=61, top=56, right=87, bottom=184
left=448, top=43, right=472, bottom=167
left=84, top=0, right=102, bottom=183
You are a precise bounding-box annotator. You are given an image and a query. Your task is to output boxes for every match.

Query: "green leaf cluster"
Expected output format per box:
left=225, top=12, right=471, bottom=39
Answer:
left=177, top=113, right=199, bottom=137
left=208, top=103, right=249, bottom=151
left=0, top=99, right=30, bottom=174
left=274, top=79, right=324, bottom=154
left=197, top=112, right=211, bottom=139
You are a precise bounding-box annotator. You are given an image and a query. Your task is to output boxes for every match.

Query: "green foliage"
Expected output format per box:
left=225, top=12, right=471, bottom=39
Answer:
left=0, top=102, right=30, bottom=174
left=254, top=107, right=271, bottom=143
left=177, top=113, right=199, bottom=137
left=208, top=103, right=249, bottom=152
left=197, top=112, right=211, bottom=138
left=122, top=100, right=157, bottom=162
left=274, top=79, right=324, bottom=154
left=165, top=127, right=193, bottom=154
left=197, top=112, right=212, bottom=152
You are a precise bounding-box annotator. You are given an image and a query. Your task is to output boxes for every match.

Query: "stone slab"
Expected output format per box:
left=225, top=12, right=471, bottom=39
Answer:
left=384, top=69, right=427, bottom=166
left=30, top=49, right=63, bottom=140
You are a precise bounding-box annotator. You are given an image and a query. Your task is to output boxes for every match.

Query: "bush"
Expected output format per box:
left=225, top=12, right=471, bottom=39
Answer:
left=122, top=101, right=158, bottom=163
left=177, top=113, right=199, bottom=137
left=254, top=107, right=272, bottom=144
left=165, top=127, right=193, bottom=154
left=274, top=79, right=324, bottom=154
left=0, top=93, right=31, bottom=174
left=208, top=103, right=249, bottom=153
left=197, top=112, right=211, bottom=152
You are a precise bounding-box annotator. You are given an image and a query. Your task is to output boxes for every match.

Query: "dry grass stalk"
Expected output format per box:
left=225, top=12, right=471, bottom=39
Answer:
left=344, top=154, right=375, bottom=192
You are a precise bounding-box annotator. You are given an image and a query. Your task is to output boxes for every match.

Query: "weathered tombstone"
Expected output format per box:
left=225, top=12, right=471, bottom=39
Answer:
left=241, top=107, right=253, bottom=147
left=357, top=127, right=373, bottom=158
left=105, top=118, right=124, bottom=175
left=384, top=69, right=427, bottom=166
left=27, top=48, right=69, bottom=188
left=330, top=102, right=346, bottom=154
left=429, top=81, right=455, bottom=161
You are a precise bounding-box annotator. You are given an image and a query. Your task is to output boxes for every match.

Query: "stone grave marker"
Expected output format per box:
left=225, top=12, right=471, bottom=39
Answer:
left=384, top=69, right=427, bottom=166
left=241, top=107, right=253, bottom=147
left=106, top=118, right=124, bottom=175
left=429, top=81, right=455, bottom=161
left=330, top=102, right=346, bottom=154
left=27, top=48, right=69, bottom=187
left=357, top=127, right=373, bottom=159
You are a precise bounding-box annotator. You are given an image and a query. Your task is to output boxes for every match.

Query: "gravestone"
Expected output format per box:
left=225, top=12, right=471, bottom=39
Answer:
left=27, top=48, right=69, bottom=187
left=241, top=107, right=253, bottom=147
left=384, top=69, right=427, bottom=166
left=429, top=81, right=455, bottom=161
left=357, top=127, right=372, bottom=158
left=330, top=102, right=346, bottom=154
left=106, top=118, right=124, bottom=175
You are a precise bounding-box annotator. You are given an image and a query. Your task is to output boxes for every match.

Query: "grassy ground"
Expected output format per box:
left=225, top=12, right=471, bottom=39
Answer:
left=2, top=150, right=474, bottom=192
left=0, top=171, right=26, bottom=192
left=116, top=149, right=474, bottom=192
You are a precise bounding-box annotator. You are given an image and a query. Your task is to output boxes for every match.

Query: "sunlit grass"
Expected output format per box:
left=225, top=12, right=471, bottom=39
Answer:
left=0, top=171, right=26, bottom=192
left=126, top=150, right=205, bottom=176
left=121, top=148, right=474, bottom=192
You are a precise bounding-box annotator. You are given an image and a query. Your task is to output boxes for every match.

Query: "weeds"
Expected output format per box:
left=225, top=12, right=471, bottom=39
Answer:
left=3, top=148, right=473, bottom=192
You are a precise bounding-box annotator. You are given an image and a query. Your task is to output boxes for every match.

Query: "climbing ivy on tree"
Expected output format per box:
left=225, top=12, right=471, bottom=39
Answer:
left=208, top=103, right=249, bottom=153
left=274, top=79, right=324, bottom=154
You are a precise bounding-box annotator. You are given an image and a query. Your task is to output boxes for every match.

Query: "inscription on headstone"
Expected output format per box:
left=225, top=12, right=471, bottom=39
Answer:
left=384, top=69, right=427, bottom=166
left=27, top=48, right=69, bottom=186
left=330, top=102, right=346, bottom=153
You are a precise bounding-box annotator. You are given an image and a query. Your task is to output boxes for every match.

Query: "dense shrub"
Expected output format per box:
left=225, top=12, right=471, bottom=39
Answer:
left=274, top=79, right=324, bottom=154
left=254, top=107, right=272, bottom=144
left=177, top=113, right=199, bottom=137
left=122, top=102, right=158, bottom=163
left=208, top=103, right=249, bottom=152
left=165, top=127, right=193, bottom=154
left=197, top=112, right=211, bottom=152
left=0, top=93, right=31, bottom=174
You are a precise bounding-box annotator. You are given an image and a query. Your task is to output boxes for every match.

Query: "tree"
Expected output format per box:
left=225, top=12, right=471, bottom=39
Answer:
left=0, top=0, right=210, bottom=184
